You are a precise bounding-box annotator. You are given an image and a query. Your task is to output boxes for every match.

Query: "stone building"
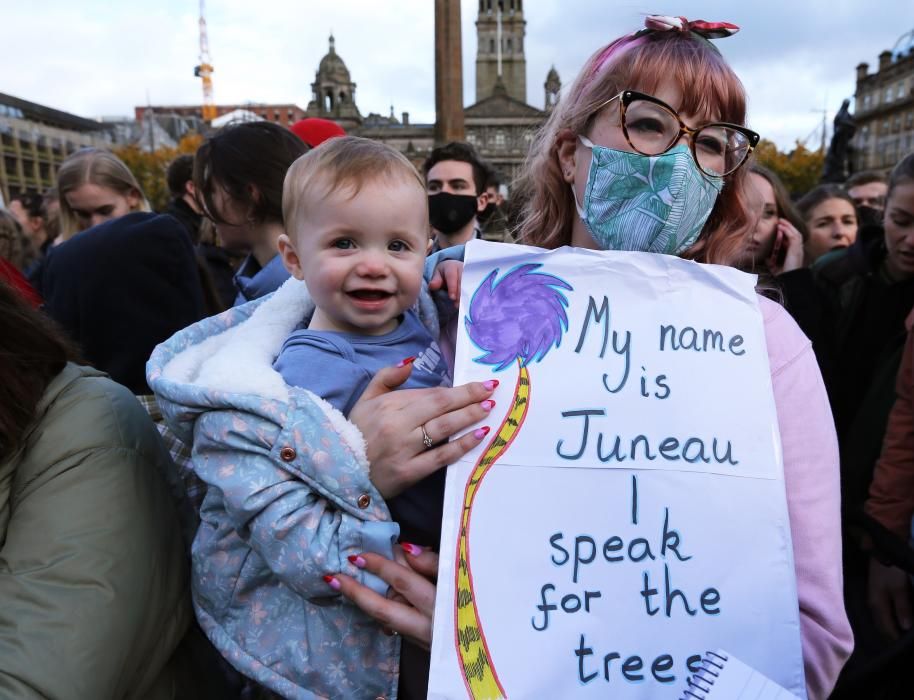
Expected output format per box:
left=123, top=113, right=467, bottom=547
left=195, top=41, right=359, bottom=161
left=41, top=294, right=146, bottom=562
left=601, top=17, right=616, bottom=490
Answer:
left=135, top=3, right=559, bottom=186
left=361, top=0, right=558, bottom=185
left=465, top=0, right=557, bottom=183
left=0, top=92, right=112, bottom=203
left=464, top=81, right=544, bottom=183
left=134, top=103, right=306, bottom=129
left=475, top=0, right=527, bottom=104
left=852, top=28, right=914, bottom=174
left=294, top=35, right=433, bottom=169
left=303, top=35, right=363, bottom=131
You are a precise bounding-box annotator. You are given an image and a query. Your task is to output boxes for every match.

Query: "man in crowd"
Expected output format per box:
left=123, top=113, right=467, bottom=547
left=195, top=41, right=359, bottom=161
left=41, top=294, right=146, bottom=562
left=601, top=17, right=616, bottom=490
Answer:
left=846, top=171, right=888, bottom=228
left=9, top=192, right=49, bottom=254
left=478, top=165, right=511, bottom=242
left=423, top=142, right=488, bottom=252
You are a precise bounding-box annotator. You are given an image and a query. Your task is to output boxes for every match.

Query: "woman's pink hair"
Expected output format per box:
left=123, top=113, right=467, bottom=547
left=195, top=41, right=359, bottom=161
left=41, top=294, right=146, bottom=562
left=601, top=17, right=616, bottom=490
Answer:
left=515, top=31, right=753, bottom=265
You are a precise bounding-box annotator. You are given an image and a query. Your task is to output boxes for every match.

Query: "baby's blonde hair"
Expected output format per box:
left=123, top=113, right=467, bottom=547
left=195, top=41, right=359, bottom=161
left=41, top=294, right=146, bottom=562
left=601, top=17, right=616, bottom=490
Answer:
left=282, top=136, right=425, bottom=239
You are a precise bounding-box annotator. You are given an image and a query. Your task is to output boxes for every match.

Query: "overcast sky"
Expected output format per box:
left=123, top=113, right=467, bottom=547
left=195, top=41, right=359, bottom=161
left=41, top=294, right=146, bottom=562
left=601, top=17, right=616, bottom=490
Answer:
left=2, top=1, right=912, bottom=150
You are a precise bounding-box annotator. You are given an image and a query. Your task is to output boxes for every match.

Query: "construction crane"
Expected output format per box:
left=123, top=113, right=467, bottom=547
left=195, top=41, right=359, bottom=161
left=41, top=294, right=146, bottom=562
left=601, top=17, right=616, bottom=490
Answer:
left=194, top=0, right=216, bottom=122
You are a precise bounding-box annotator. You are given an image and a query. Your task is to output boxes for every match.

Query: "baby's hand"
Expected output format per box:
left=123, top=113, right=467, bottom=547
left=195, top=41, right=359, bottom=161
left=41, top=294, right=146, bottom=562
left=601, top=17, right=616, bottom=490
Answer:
left=428, top=259, right=463, bottom=303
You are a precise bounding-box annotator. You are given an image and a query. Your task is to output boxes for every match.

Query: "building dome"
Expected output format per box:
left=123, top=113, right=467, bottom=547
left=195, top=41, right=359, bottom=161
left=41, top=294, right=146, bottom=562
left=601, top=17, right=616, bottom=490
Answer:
left=892, top=28, right=914, bottom=60
left=317, top=35, right=352, bottom=83
left=546, top=66, right=560, bottom=84
left=306, top=33, right=361, bottom=128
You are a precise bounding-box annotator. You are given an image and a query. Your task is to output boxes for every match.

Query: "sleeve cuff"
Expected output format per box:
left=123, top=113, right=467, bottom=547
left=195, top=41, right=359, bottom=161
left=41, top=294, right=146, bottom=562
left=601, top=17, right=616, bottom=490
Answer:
left=353, top=520, right=400, bottom=595
left=424, top=244, right=466, bottom=281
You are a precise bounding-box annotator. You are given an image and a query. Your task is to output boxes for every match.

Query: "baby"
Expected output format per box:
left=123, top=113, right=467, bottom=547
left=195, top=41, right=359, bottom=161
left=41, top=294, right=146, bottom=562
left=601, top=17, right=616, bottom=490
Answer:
left=275, top=135, right=455, bottom=545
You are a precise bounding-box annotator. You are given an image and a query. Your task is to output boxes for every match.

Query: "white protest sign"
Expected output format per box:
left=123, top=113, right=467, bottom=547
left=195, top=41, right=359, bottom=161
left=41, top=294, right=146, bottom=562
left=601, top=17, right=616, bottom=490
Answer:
left=428, top=240, right=806, bottom=700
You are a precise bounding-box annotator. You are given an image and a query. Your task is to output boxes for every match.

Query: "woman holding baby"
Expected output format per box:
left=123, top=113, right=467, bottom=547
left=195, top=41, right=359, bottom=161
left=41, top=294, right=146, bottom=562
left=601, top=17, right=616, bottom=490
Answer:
left=150, top=14, right=851, bottom=700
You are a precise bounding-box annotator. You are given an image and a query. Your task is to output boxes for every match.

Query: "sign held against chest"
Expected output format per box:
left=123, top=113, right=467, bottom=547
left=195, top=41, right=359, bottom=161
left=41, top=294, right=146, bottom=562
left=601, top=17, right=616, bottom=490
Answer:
left=428, top=241, right=806, bottom=700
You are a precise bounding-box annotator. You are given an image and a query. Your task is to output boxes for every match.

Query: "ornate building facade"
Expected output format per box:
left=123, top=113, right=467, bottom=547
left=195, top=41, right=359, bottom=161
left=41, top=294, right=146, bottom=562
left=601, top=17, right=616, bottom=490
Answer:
left=0, top=92, right=112, bottom=203
left=304, top=35, right=363, bottom=131
left=852, top=28, right=914, bottom=174
left=353, top=2, right=558, bottom=185
left=134, top=103, right=305, bottom=128
left=136, top=5, right=559, bottom=187
left=475, top=0, right=527, bottom=104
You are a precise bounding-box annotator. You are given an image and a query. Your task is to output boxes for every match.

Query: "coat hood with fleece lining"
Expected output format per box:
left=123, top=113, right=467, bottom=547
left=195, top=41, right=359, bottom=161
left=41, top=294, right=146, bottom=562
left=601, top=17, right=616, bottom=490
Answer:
left=147, top=275, right=443, bottom=469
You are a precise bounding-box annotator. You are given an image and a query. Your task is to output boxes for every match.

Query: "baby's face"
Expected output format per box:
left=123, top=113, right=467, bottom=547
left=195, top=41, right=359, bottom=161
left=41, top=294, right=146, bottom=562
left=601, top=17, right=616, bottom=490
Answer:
left=289, top=177, right=429, bottom=336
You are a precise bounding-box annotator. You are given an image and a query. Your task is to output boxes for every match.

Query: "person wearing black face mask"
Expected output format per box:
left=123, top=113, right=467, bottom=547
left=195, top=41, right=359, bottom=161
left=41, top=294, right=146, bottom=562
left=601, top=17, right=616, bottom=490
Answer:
left=423, top=142, right=488, bottom=253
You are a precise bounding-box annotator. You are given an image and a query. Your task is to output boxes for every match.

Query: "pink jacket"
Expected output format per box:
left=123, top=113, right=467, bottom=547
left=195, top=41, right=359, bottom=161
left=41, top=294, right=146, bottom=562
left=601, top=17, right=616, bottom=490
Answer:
left=761, top=296, right=854, bottom=699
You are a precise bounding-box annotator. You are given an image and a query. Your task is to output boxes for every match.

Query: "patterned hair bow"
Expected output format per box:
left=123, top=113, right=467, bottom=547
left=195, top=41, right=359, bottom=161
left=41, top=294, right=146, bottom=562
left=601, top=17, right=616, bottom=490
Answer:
left=637, top=15, right=740, bottom=40
left=588, top=14, right=740, bottom=80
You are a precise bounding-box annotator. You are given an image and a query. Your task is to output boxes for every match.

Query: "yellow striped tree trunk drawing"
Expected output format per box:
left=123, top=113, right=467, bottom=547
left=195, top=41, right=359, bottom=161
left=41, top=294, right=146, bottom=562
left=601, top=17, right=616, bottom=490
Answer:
left=454, top=362, right=529, bottom=699
left=456, top=263, right=572, bottom=698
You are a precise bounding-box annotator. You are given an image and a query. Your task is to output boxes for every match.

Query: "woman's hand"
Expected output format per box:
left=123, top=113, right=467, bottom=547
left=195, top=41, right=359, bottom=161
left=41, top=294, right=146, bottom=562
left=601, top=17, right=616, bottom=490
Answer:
left=350, top=362, right=497, bottom=499
left=428, top=260, right=464, bottom=303
left=868, top=557, right=913, bottom=640
left=769, top=219, right=805, bottom=275
left=332, top=546, right=439, bottom=650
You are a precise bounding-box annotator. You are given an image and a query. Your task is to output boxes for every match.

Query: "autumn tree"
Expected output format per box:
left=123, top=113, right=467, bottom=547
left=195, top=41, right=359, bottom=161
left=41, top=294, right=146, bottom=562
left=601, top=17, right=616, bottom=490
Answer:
left=113, top=134, right=203, bottom=212
left=752, top=139, right=825, bottom=199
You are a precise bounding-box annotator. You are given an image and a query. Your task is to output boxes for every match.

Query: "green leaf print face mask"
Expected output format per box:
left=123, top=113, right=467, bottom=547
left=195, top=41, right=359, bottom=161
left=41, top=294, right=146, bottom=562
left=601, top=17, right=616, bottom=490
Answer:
left=572, top=135, right=724, bottom=255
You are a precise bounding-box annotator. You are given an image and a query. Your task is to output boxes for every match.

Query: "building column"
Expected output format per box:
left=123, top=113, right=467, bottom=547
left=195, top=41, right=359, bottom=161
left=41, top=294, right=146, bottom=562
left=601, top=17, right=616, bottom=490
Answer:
left=435, top=0, right=465, bottom=144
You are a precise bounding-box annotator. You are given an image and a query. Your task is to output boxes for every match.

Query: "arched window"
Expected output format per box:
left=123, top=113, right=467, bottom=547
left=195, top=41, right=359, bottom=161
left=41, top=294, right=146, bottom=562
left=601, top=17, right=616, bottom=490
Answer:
left=506, top=38, right=512, bottom=52
left=339, top=91, right=347, bottom=103
left=325, top=92, right=333, bottom=111
left=490, top=38, right=495, bottom=53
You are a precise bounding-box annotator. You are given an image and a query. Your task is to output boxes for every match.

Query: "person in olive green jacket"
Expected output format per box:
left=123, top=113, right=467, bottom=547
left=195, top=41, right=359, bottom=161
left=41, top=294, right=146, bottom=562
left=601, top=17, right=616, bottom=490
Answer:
left=0, top=279, right=191, bottom=699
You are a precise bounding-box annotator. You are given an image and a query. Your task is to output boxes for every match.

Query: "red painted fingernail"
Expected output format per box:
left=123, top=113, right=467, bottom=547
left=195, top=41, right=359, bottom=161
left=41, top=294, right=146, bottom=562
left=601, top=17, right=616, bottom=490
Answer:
left=483, top=379, right=499, bottom=391
left=323, top=574, right=341, bottom=590
left=400, top=542, right=423, bottom=556
left=481, top=399, right=495, bottom=411
left=397, top=356, right=416, bottom=367
left=474, top=426, right=491, bottom=440
left=348, top=554, right=366, bottom=568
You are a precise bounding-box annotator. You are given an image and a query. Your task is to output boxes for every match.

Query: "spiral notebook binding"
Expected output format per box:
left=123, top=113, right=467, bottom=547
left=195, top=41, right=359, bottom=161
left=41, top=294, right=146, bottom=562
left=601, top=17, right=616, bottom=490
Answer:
left=678, top=651, right=729, bottom=700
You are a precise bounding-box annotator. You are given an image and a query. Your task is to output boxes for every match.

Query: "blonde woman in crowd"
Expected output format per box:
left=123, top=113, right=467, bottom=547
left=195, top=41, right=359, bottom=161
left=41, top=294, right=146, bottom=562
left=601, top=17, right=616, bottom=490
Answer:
left=56, top=148, right=150, bottom=242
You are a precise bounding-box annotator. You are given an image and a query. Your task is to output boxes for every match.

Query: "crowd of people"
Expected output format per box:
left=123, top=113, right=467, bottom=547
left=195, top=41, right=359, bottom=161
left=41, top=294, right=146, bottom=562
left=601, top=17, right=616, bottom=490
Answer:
left=2, top=13, right=914, bottom=700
